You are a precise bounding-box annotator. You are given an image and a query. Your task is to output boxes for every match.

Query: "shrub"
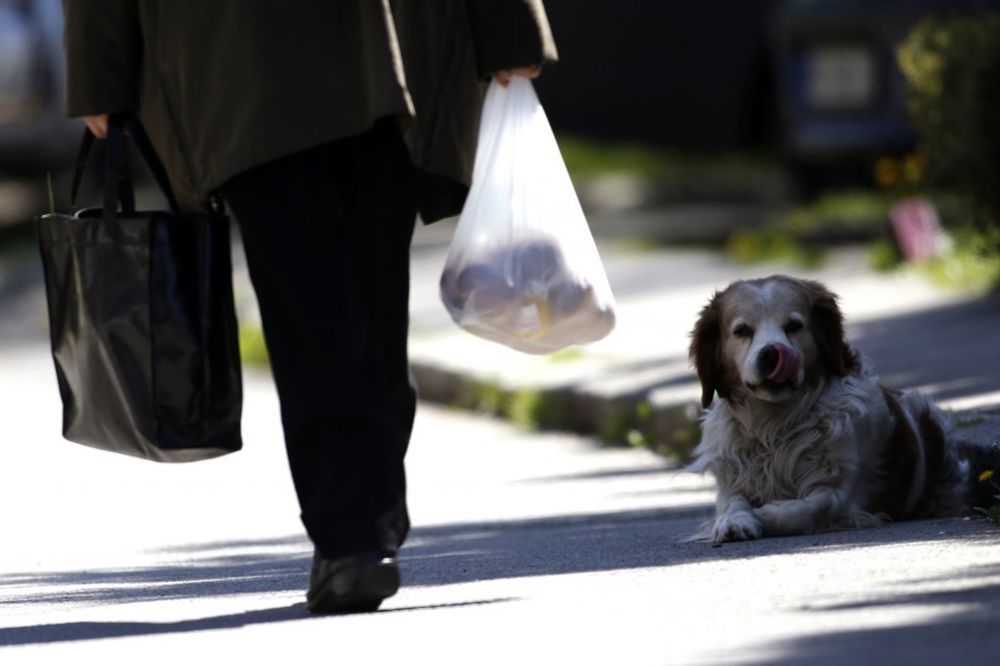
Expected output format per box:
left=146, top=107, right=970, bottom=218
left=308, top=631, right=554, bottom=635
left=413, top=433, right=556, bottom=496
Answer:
left=922, top=224, right=1000, bottom=293
left=898, top=14, right=1000, bottom=238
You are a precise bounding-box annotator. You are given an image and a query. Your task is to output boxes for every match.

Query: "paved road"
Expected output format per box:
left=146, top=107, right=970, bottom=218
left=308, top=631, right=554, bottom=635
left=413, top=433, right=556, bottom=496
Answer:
left=3, top=223, right=1000, bottom=664
left=1, top=347, right=999, bottom=664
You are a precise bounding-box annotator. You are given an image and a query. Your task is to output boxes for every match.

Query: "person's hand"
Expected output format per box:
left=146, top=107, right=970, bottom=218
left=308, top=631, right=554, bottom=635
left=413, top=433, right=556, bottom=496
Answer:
left=495, top=65, right=542, bottom=87
left=83, top=113, right=109, bottom=139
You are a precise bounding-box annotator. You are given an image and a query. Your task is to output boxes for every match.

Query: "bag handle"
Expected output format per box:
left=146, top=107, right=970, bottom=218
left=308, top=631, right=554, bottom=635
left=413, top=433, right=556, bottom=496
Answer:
left=70, top=112, right=183, bottom=216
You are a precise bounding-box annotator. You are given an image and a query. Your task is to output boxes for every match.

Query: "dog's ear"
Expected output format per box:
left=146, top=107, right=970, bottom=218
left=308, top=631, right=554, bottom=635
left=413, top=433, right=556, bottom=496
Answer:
left=690, top=293, right=724, bottom=409
left=805, top=280, right=858, bottom=377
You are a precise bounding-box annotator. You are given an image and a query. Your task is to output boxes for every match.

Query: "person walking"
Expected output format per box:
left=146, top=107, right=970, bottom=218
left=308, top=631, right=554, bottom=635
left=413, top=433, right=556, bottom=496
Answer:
left=61, top=0, right=557, bottom=614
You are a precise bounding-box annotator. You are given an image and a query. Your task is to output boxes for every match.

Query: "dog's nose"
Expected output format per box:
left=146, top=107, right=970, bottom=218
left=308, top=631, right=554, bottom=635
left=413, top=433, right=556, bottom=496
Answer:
left=758, top=345, right=780, bottom=377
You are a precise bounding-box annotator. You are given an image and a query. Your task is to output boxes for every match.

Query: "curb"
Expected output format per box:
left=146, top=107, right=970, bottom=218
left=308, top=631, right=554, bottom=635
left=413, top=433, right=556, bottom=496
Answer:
left=408, top=357, right=1000, bottom=464
left=408, top=357, right=705, bottom=461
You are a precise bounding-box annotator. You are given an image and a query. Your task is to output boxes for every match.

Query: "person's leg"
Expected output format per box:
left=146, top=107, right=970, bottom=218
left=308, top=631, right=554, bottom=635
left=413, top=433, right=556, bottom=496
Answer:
left=221, top=119, right=417, bottom=560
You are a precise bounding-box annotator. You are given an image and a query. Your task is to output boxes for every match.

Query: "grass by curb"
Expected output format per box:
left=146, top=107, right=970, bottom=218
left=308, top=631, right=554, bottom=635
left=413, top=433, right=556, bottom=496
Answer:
left=237, top=322, right=700, bottom=464
left=559, top=135, right=789, bottom=205
left=868, top=224, right=1000, bottom=295
left=723, top=189, right=903, bottom=267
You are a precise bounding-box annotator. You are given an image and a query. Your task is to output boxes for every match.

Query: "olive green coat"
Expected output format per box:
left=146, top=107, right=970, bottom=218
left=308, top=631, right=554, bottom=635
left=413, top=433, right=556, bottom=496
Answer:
left=62, top=0, right=557, bottom=221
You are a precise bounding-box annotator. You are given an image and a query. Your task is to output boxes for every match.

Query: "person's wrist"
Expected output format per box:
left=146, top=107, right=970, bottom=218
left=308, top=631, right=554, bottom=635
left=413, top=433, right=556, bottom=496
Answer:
left=83, top=113, right=110, bottom=139
left=495, top=64, right=542, bottom=87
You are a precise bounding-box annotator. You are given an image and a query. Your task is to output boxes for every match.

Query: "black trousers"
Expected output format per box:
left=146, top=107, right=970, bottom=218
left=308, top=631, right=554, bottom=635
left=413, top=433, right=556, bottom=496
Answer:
left=221, top=120, right=417, bottom=559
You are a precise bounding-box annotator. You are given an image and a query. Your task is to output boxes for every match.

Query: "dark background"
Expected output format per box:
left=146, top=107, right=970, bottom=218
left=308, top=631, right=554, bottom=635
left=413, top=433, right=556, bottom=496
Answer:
left=535, top=0, right=780, bottom=151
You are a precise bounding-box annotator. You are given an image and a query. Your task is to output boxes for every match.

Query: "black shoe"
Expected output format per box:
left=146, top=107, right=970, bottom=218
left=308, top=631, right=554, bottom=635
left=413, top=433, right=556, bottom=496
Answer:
left=306, top=551, right=400, bottom=614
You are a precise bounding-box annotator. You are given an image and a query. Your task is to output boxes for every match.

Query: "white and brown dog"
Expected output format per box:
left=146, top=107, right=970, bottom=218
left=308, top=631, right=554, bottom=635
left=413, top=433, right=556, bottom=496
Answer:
left=688, top=275, right=986, bottom=544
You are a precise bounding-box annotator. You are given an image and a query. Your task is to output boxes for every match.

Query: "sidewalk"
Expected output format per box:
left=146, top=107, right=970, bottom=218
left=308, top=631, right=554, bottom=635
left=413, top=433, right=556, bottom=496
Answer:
left=3, top=215, right=1000, bottom=662
left=405, top=217, right=1000, bottom=457
left=2, top=347, right=1000, bottom=664
left=4, top=212, right=999, bottom=455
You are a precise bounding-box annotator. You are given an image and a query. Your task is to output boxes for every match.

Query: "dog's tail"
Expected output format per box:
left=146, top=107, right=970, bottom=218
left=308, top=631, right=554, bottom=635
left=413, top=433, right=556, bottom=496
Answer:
left=956, top=437, right=1000, bottom=512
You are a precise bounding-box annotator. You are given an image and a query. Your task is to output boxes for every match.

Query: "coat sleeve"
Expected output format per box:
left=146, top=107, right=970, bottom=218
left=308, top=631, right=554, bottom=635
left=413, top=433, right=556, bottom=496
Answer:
left=467, top=0, right=558, bottom=78
left=62, top=0, right=142, bottom=117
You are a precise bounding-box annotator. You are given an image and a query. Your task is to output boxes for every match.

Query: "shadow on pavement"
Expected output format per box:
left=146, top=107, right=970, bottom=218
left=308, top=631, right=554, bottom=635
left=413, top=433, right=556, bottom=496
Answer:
left=0, top=550, right=312, bottom=608
left=400, top=508, right=999, bottom=587
left=741, top=562, right=1000, bottom=665
left=0, top=603, right=307, bottom=647
left=1, top=509, right=998, bottom=646
left=851, top=293, right=1000, bottom=406
left=0, top=598, right=517, bottom=647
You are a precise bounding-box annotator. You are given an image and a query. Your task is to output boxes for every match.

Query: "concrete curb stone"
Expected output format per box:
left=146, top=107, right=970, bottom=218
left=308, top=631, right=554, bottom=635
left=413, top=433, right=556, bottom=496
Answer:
left=405, top=222, right=1000, bottom=462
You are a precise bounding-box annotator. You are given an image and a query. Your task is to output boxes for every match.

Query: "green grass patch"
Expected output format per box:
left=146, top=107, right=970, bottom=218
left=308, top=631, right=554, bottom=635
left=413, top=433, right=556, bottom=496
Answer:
left=239, top=324, right=270, bottom=368
left=462, top=380, right=505, bottom=415
left=556, top=135, right=787, bottom=203
left=458, top=381, right=570, bottom=431
left=725, top=230, right=825, bottom=267
left=596, top=400, right=698, bottom=463
left=624, top=402, right=654, bottom=449
left=921, top=226, right=1000, bottom=293
left=870, top=224, right=1000, bottom=293
left=598, top=403, right=635, bottom=443
left=458, top=386, right=700, bottom=463
left=625, top=428, right=648, bottom=447
left=505, top=389, right=542, bottom=429
left=979, top=505, right=1000, bottom=525
left=611, top=236, right=671, bottom=253
left=662, top=416, right=703, bottom=464
left=770, top=189, right=959, bottom=238
left=235, top=321, right=703, bottom=463
left=558, top=135, right=678, bottom=178
left=780, top=190, right=891, bottom=236
left=557, top=135, right=777, bottom=180
left=726, top=189, right=968, bottom=268
left=723, top=189, right=892, bottom=266
left=975, top=470, right=1000, bottom=525
left=546, top=348, right=585, bottom=364
left=867, top=238, right=905, bottom=272
left=956, top=416, right=987, bottom=429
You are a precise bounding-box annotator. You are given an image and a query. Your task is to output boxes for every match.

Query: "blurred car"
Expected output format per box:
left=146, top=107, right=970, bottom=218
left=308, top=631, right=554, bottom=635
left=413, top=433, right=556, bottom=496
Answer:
left=0, top=0, right=79, bottom=174
left=772, top=0, right=1000, bottom=193
left=534, top=0, right=779, bottom=151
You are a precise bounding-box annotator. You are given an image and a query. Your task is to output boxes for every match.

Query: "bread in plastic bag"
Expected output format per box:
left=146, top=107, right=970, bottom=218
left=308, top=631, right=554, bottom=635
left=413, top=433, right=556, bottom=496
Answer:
left=439, top=77, right=616, bottom=354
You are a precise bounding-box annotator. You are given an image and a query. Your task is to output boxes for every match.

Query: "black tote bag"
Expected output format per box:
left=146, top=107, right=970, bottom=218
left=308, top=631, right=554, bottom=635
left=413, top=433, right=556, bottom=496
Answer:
left=35, top=114, right=242, bottom=462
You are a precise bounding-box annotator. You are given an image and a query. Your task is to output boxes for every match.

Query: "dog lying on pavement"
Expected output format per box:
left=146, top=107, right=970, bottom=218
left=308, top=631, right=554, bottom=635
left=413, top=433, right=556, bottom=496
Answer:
left=687, top=275, right=994, bottom=544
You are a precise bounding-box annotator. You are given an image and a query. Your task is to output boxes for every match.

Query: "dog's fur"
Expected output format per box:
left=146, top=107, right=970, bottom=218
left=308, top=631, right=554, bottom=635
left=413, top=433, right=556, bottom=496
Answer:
left=688, top=275, right=981, bottom=543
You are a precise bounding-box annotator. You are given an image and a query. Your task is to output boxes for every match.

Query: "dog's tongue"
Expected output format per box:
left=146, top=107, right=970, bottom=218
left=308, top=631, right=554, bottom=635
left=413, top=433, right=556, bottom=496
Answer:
left=767, top=344, right=801, bottom=384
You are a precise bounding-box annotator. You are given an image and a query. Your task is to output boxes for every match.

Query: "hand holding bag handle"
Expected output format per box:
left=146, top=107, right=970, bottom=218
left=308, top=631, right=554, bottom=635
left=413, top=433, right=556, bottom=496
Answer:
left=37, top=111, right=243, bottom=462
left=70, top=112, right=182, bottom=216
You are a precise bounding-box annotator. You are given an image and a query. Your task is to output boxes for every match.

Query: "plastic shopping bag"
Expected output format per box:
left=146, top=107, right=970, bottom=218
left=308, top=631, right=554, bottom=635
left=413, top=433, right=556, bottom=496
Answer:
left=439, top=77, right=616, bottom=354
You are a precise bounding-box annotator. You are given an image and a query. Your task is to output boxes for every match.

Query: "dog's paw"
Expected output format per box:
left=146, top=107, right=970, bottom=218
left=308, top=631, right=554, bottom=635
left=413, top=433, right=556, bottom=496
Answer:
left=753, top=500, right=791, bottom=526
left=712, top=511, right=763, bottom=544
left=753, top=500, right=815, bottom=536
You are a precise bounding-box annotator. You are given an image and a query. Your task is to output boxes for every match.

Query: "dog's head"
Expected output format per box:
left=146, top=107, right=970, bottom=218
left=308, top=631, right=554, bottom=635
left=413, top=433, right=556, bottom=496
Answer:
left=689, top=276, right=857, bottom=408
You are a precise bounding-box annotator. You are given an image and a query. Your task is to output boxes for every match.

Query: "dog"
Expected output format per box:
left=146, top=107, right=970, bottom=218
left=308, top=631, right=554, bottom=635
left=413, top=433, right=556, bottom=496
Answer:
left=687, top=275, right=990, bottom=544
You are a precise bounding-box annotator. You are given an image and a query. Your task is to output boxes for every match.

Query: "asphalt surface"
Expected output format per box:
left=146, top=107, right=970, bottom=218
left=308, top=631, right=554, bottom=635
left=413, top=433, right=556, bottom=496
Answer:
left=1, top=353, right=999, bottom=664
left=1, top=220, right=1000, bottom=664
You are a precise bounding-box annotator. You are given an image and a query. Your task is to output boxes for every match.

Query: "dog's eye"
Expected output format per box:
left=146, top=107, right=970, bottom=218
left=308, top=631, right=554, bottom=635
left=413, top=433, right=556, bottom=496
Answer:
left=784, top=319, right=804, bottom=335
left=733, top=323, right=754, bottom=339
